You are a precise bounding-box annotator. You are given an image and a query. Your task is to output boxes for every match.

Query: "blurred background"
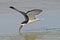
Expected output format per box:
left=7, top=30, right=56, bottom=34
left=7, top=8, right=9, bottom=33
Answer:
left=0, top=0, right=60, bottom=34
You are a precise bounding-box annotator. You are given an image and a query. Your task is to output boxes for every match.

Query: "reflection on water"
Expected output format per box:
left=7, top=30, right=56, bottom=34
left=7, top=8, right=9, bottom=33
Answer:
left=24, top=34, right=36, bottom=40
left=0, top=30, right=60, bottom=40
left=0, top=32, right=44, bottom=40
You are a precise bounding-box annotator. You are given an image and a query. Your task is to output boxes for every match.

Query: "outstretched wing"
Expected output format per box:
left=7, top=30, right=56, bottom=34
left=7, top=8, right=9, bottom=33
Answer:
left=10, top=6, right=29, bottom=22
left=10, top=6, right=25, bottom=14
left=26, top=9, right=43, bottom=20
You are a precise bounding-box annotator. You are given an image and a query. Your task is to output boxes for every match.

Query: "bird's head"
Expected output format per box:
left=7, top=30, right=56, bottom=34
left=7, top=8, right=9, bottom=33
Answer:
left=19, top=23, right=26, bottom=32
left=19, top=21, right=27, bottom=31
left=19, top=23, right=26, bottom=30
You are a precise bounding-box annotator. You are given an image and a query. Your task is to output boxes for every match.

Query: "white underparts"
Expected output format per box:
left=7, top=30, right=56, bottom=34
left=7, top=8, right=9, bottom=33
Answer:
left=28, top=19, right=40, bottom=24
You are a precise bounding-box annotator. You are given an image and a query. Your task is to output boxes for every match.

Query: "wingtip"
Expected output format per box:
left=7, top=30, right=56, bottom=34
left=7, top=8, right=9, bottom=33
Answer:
left=9, top=6, right=15, bottom=9
left=36, top=9, right=43, bottom=12
left=39, top=9, right=43, bottom=11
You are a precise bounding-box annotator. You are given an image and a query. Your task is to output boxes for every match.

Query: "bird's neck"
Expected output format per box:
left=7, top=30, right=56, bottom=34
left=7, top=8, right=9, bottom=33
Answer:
left=21, top=24, right=26, bottom=25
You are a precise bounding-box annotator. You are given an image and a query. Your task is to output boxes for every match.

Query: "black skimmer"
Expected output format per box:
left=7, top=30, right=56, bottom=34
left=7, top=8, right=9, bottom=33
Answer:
left=9, top=6, right=43, bottom=32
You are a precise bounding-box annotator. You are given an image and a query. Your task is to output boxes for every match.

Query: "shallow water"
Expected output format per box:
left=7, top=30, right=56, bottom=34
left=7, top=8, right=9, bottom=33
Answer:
left=0, top=30, right=60, bottom=40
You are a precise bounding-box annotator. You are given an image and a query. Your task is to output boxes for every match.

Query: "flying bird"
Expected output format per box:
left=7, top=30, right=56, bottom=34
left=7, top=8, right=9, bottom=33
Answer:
left=9, top=6, right=43, bottom=32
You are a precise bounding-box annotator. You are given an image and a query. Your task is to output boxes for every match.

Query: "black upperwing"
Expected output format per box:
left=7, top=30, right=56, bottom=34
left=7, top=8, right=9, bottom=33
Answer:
left=10, top=6, right=25, bottom=14
left=26, top=9, right=42, bottom=14
left=9, top=6, right=29, bottom=23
